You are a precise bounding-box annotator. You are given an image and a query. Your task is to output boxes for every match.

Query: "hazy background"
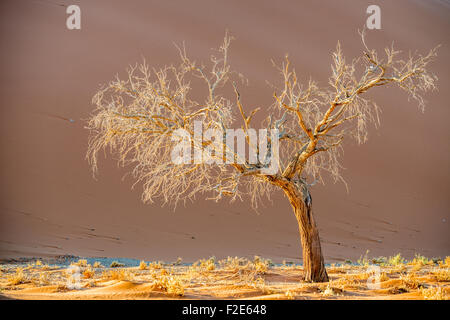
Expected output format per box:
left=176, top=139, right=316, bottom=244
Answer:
left=0, top=0, right=449, bottom=263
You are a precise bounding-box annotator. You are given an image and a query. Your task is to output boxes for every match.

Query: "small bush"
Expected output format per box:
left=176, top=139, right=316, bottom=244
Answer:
left=194, top=257, right=216, bottom=272
left=102, top=269, right=134, bottom=281
left=444, top=257, right=450, bottom=267
left=152, top=274, right=185, bottom=296
left=148, top=262, right=163, bottom=270
left=431, top=268, right=450, bottom=282
left=284, top=290, right=295, bottom=299
left=388, top=254, right=405, bottom=266
left=139, top=261, right=147, bottom=270
left=219, top=257, right=248, bottom=270
left=400, top=273, right=421, bottom=290
left=7, top=268, right=26, bottom=285
left=412, top=254, right=432, bottom=266
left=75, top=259, right=88, bottom=267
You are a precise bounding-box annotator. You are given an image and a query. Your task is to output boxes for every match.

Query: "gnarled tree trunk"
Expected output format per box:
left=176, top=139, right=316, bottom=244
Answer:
left=282, top=181, right=329, bottom=282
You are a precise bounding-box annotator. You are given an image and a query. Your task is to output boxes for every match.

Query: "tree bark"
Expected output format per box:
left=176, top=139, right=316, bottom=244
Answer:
left=282, top=181, right=329, bottom=282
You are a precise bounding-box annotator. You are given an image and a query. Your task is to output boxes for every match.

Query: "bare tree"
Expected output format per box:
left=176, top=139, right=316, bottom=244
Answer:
left=87, top=32, right=438, bottom=282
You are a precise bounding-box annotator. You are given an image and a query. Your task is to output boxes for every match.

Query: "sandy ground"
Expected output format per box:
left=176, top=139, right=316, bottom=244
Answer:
left=1, top=255, right=449, bottom=300
left=0, top=0, right=449, bottom=265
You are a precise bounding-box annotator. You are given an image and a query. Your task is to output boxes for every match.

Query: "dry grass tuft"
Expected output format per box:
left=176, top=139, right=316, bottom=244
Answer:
left=444, top=257, right=450, bottom=267
left=102, top=269, right=134, bottom=281
left=38, top=273, right=50, bottom=286
left=139, top=261, right=147, bottom=270
left=110, top=261, right=125, bottom=268
left=420, top=286, right=448, bottom=300
left=194, top=257, right=216, bottom=272
left=74, top=259, right=88, bottom=267
left=7, top=268, right=27, bottom=285
left=148, top=262, right=163, bottom=270
left=320, top=284, right=343, bottom=297
left=151, top=272, right=186, bottom=296
left=83, top=267, right=95, bottom=279
left=411, top=254, right=433, bottom=267
left=388, top=254, right=405, bottom=266
left=430, top=268, right=450, bottom=282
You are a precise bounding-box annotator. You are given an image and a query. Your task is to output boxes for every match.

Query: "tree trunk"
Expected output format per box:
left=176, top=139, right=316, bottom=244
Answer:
left=282, top=181, right=329, bottom=282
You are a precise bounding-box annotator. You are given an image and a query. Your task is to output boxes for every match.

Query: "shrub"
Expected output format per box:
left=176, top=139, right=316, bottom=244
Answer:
left=139, top=261, right=147, bottom=270
left=75, top=259, right=88, bottom=267
left=194, top=257, right=216, bottom=272
left=102, top=269, right=134, bottom=281
left=444, top=256, right=450, bottom=267
left=431, top=268, right=450, bottom=282
left=253, top=256, right=270, bottom=274
left=357, top=250, right=370, bottom=266
left=83, top=267, right=95, bottom=279
left=148, top=262, right=163, bottom=270
left=7, top=268, right=26, bottom=285
left=412, top=254, right=432, bottom=266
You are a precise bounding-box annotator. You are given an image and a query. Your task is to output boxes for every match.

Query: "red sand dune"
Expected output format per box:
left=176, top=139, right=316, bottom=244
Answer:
left=0, top=0, right=448, bottom=263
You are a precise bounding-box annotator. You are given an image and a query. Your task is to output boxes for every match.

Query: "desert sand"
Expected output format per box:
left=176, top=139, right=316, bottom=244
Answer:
left=0, top=0, right=449, bottom=279
left=1, top=255, right=449, bottom=300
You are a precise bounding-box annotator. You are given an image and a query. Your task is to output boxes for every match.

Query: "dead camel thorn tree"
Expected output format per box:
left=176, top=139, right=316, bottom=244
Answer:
left=87, top=33, right=438, bottom=282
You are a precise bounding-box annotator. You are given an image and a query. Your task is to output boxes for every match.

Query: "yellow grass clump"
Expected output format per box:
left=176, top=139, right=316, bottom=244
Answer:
left=139, top=261, right=147, bottom=270
left=444, top=257, right=450, bottom=267
left=38, top=273, right=50, bottom=286
left=388, top=254, right=405, bottom=266
left=7, top=268, right=26, bottom=285
left=152, top=274, right=185, bottom=297
left=253, top=256, right=270, bottom=274
left=102, top=269, right=134, bottom=281
left=110, top=261, right=125, bottom=268
left=83, top=267, right=95, bottom=279
left=430, top=268, right=450, bottom=282
left=321, top=284, right=343, bottom=297
left=148, top=262, right=163, bottom=270
left=411, top=254, right=433, bottom=267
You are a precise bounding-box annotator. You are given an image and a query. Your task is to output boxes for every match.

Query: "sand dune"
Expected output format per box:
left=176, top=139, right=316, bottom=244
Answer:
left=0, top=0, right=449, bottom=265
left=1, top=257, right=449, bottom=300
